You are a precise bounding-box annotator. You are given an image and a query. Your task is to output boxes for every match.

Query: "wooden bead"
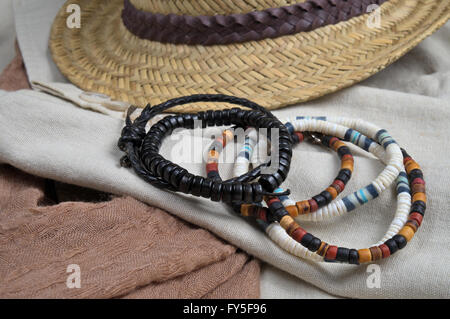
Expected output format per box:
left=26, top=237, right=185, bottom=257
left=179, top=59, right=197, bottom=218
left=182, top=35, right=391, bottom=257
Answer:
left=240, top=204, right=251, bottom=216
left=317, top=242, right=329, bottom=257
left=369, top=246, right=382, bottom=261
left=411, top=183, right=426, bottom=194
left=405, top=220, right=419, bottom=232
left=285, top=205, right=299, bottom=217
left=296, top=200, right=310, bottom=214
left=378, top=244, right=391, bottom=258
left=280, top=215, right=295, bottom=230
left=292, top=227, right=307, bottom=242
left=358, top=248, right=372, bottom=263
left=286, top=221, right=299, bottom=235
left=398, top=225, right=415, bottom=242
left=412, top=192, right=427, bottom=203
left=326, top=186, right=338, bottom=200
left=332, top=179, right=345, bottom=192
left=325, top=245, right=338, bottom=261
left=405, top=160, right=421, bottom=174
left=308, top=199, right=318, bottom=213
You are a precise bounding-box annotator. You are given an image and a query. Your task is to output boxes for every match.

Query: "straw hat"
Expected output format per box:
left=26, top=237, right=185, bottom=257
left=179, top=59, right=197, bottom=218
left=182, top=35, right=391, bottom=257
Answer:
left=50, top=0, right=449, bottom=112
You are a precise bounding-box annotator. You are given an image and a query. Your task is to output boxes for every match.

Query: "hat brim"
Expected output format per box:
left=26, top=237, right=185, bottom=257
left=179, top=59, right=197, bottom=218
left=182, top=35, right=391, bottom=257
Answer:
left=50, top=0, right=450, bottom=112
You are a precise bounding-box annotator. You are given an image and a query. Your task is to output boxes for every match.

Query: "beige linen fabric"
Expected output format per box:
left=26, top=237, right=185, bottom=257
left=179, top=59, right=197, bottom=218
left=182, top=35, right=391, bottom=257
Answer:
left=2, top=0, right=449, bottom=299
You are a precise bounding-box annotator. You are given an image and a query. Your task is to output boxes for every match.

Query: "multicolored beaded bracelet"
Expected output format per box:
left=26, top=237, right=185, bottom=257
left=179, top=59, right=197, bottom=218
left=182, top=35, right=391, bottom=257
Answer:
left=233, top=124, right=400, bottom=261
left=236, top=119, right=424, bottom=264
left=118, top=94, right=294, bottom=204
left=254, top=150, right=424, bottom=264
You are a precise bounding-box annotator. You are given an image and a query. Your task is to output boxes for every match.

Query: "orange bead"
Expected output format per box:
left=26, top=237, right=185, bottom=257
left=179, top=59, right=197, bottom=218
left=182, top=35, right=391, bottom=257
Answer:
left=405, top=160, right=421, bottom=174
left=209, top=149, right=219, bottom=160
left=296, top=200, right=310, bottom=214
left=240, top=204, right=251, bottom=216
left=332, top=140, right=346, bottom=151
left=399, top=225, right=415, bottom=242
left=412, top=192, right=427, bottom=203
left=358, top=248, right=372, bottom=263
left=326, top=186, right=338, bottom=200
left=286, top=205, right=299, bottom=217
left=280, top=215, right=295, bottom=230
left=341, top=159, right=354, bottom=172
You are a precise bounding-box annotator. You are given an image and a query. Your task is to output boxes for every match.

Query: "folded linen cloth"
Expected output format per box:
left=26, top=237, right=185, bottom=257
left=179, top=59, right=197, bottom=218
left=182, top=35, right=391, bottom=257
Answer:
left=0, top=53, right=260, bottom=299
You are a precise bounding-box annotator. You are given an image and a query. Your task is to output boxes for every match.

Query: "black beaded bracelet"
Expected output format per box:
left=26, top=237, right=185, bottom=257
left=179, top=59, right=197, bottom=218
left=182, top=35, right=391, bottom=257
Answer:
left=118, top=94, right=293, bottom=204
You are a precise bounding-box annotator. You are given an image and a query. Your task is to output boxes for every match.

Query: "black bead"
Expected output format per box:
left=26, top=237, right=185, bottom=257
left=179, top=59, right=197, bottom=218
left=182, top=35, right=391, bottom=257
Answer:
left=337, top=146, right=351, bottom=158
left=191, top=176, right=204, bottom=197
left=206, top=110, right=215, bottom=126
left=384, top=238, right=399, bottom=255
left=277, top=164, right=289, bottom=180
left=321, top=134, right=332, bottom=147
left=210, top=182, right=223, bottom=202
left=300, top=233, right=313, bottom=248
left=336, top=247, right=350, bottom=262
left=221, top=183, right=234, bottom=203
left=243, top=184, right=253, bottom=203
left=320, top=190, right=333, bottom=205
left=268, top=200, right=284, bottom=213
left=168, top=116, right=180, bottom=130
left=308, top=237, right=322, bottom=252
left=272, top=207, right=288, bottom=221
left=312, top=194, right=327, bottom=208
left=213, top=110, right=223, bottom=126
left=291, top=133, right=300, bottom=144
left=411, top=201, right=426, bottom=215
left=251, top=183, right=263, bottom=203
left=162, top=164, right=177, bottom=181
left=156, top=160, right=171, bottom=177
left=207, top=170, right=221, bottom=181
left=200, top=179, right=213, bottom=198
left=259, top=175, right=279, bottom=192
left=393, top=234, right=407, bottom=249
left=408, top=169, right=423, bottom=181
left=221, top=109, right=231, bottom=126
left=179, top=174, right=194, bottom=194
left=348, top=249, right=359, bottom=265
left=149, top=156, right=164, bottom=174
left=169, top=167, right=186, bottom=188
left=232, top=183, right=243, bottom=202
left=336, top=169, right=351, bottom=184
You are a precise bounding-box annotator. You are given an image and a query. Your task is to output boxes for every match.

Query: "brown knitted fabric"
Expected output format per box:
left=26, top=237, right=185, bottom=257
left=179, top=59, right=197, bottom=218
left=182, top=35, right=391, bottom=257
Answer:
left=0, top=43, right=30, bottom=91
left=122, top=0, right=387, bottom=45
left=0, top=52, right=260, bottom=298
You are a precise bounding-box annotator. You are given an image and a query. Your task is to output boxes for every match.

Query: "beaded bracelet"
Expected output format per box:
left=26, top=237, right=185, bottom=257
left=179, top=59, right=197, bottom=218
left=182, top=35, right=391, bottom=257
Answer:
left=118, top=94, right=294, bottom=203
left=243, top=130, right=408, bottom=262
left=257, top=150, right=424, bottom=264
left=207, top=128, right=354, bottom=215
left=237, top=119, right=424, bottom=264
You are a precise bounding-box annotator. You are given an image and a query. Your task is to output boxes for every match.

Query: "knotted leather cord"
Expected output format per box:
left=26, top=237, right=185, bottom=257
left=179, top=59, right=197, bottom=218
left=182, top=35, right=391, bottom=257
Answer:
left=122, top=0, right=388, bottom=45
left=118, top=94, right=292, bottom=203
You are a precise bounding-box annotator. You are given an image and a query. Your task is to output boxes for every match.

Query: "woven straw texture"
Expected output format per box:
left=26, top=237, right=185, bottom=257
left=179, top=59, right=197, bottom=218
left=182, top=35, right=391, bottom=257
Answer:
left=50, top=0, right=450, bottom=112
